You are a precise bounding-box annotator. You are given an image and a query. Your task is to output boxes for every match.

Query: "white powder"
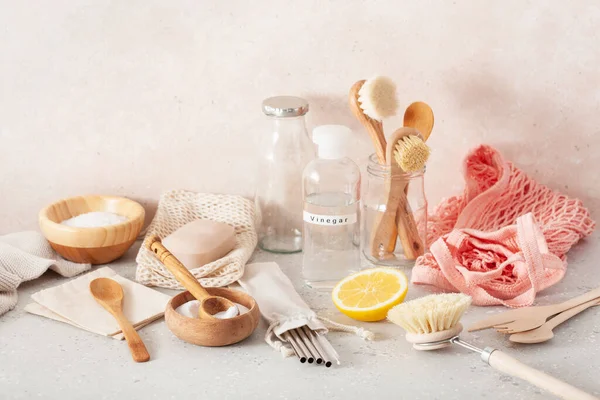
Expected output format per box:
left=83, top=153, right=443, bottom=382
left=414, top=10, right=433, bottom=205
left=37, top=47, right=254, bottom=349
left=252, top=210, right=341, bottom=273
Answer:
left=175, top=300, right=249, bottom=320
left=61, top=211, right=129, bottom=228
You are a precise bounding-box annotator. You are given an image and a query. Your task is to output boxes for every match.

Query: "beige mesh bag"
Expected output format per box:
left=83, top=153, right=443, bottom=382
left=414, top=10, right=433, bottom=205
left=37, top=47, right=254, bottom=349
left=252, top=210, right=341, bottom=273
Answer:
left=135, top=190, right=257, bottom=289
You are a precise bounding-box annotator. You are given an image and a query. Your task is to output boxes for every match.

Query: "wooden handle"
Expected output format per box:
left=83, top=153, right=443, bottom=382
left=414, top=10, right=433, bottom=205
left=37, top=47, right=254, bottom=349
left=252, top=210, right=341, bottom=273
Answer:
left=557, top=286, right=600, bottom=313
left=395, top=193, right=425, bottom=260
left=544, top=298, right=600, bottom=330
left=114, top=309, right=150, bottom=363
left=371, top=128, right=422, bottom=260
left=487, top=350, right=597, bottom=400
left=370, top=174, right=405, bottom=258
left=145, top=235, right=210, bottom=301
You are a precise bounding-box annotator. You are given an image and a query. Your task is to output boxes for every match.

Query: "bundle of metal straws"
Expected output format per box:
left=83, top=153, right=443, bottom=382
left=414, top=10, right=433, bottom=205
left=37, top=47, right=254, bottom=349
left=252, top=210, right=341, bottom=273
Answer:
left=283, top=326, right=340, bottom=367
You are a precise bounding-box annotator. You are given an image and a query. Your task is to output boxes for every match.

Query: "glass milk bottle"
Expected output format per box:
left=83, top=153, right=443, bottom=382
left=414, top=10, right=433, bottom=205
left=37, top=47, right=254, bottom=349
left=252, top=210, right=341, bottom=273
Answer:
left=254, top=96, right=316, bottom=253
left=302, top=125, right=361, bottom=289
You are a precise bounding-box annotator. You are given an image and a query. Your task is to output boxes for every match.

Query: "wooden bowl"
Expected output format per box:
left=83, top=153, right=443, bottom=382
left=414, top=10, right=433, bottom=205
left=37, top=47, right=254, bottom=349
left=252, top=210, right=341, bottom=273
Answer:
left=165, top=289, right=261, bottom=347
left=39, top=195, right=145, bottom=264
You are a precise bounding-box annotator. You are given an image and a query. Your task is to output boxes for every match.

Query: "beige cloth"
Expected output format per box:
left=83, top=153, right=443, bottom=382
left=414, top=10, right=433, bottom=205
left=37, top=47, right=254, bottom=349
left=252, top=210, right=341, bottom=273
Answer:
left=25, top=267, right=170, bottom=340
left=0, top=231, right=90, bottom=316
left=136, top=190, right=257, bottom=289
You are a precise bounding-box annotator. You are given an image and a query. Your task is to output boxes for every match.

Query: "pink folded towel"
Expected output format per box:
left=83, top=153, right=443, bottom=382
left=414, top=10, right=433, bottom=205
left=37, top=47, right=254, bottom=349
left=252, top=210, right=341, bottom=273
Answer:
left=413, top=145, right=595, bottom=307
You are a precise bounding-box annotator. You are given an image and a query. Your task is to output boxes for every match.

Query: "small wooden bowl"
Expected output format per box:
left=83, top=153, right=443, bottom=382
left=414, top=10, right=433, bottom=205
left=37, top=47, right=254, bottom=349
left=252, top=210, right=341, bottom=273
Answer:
left=39, top=195, right=145, bottom=264
left=165, top=289, right=261, bottom=347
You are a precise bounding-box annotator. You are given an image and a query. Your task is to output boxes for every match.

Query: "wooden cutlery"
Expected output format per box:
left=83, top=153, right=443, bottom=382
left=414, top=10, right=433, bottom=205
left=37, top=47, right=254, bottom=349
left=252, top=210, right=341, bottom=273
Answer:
left=468, top=286, right=600, bottom=344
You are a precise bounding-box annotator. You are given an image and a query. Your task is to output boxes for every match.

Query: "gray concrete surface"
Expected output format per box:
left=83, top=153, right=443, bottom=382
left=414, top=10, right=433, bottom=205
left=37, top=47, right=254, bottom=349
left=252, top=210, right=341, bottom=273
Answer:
left=1, top=232, right=599, bottom=400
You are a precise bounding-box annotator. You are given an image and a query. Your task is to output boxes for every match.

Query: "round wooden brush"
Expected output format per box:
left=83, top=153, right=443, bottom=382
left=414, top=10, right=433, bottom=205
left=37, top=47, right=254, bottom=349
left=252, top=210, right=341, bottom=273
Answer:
left=388, top=294, right=596, bottom=400
left=370, top=127, right=430, bottom=259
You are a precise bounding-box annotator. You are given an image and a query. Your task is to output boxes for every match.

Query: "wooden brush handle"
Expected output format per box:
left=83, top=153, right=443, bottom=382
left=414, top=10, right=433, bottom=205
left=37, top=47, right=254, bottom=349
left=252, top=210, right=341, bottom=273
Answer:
left=395, top=190, right=425, bottom=260
left=370, top=128, right=421, bottom=258
left=113, top=308, right=150, bottom=363
left=370, top=175, right=405, bottom=258
left=486, top=350, right=597, bottom=400
left=146, top=235, right=210, bottom=301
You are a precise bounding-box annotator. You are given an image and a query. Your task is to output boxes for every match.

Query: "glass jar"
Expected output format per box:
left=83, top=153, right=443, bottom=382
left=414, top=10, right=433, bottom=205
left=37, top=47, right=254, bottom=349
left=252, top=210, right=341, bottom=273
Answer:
left=361, top=153, right=427, bottom=266
left=254, top=96, right=316, bottom=253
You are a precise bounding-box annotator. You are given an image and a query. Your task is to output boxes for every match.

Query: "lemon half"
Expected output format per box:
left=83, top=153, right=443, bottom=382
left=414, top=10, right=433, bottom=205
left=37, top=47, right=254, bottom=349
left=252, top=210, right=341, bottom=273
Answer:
left=332, top=268, right=408, bottom=322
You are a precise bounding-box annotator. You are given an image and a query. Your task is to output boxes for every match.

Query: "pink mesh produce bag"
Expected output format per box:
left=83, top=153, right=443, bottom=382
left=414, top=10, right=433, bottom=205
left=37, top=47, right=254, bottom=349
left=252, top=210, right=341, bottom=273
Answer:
left=413, top=145, right=595, bottom=307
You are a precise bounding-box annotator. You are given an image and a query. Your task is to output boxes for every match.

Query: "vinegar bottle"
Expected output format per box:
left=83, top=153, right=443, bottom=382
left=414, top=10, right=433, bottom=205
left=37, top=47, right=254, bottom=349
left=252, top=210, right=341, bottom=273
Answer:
left=302, top=125, right=361, bottom=289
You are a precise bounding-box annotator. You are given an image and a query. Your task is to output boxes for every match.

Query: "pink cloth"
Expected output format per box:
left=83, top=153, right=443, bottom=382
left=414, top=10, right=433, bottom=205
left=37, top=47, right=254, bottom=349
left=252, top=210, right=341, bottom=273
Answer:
left=413, top=145, right=595, bottom=307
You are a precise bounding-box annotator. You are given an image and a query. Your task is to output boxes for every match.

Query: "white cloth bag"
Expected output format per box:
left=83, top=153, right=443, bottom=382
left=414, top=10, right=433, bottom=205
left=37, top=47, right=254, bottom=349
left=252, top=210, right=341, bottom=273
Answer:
left=238, top=262, right=373, bottom=357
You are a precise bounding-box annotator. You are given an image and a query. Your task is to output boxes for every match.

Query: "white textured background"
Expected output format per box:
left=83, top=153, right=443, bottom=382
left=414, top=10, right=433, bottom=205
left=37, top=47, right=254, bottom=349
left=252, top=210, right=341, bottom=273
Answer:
left=1, top=0, right=598, bottom=233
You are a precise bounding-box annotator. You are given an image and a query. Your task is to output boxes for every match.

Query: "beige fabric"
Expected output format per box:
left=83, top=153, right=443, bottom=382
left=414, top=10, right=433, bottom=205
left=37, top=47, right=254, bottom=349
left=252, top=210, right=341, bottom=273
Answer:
left=25, top=267, right=170, bottom=340
left=0, top=231, right=90, bottom=316
left=136, top=190, right=257, bottom=289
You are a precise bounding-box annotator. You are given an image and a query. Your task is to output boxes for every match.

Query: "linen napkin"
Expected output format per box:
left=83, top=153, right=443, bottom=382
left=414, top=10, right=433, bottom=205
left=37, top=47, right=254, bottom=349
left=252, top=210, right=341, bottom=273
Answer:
left=0, top=231, right=90, bottom=316
left=237, top=262, right=373, bottom=357
left=25, top=267, right=171, bottom=340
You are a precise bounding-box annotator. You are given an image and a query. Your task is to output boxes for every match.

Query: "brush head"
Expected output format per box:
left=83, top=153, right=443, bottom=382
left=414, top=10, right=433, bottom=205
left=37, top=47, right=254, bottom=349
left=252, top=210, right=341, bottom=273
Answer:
left=358, top=76, right=398, bottom=120
left=387, top=293, right=471, bottom=350
left=393, top=135, right=431, bottom=172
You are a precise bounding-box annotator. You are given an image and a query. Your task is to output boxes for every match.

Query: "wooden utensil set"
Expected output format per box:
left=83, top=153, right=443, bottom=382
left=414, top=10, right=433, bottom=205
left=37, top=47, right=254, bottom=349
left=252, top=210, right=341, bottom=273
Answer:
left=469, top=286, right=600, bottom=344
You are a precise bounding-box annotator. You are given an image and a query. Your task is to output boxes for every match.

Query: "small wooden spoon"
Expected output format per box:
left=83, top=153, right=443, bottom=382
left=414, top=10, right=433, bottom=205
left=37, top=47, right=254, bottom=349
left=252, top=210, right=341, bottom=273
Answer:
left=89, top=278, right=150, bottom=363
left=146, top=235, right=238, bottom=319
left=509, top=298, right=600, bottom=344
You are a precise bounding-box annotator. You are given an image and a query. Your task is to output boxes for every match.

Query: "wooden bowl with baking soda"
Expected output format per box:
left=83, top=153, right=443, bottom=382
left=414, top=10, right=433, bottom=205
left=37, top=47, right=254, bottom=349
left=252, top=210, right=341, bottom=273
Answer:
left=39, top=195, right=145, bottom=264
left=165, top=289, right=261, bottom=346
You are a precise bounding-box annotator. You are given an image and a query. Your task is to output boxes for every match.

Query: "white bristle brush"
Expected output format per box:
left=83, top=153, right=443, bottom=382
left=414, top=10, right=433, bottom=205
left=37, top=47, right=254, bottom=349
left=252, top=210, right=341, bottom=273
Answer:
left=358, top=76, right=398, bottom=121
left=388, top=294, right=596, bottom=400
left=349, top=76, right=398, bottom=164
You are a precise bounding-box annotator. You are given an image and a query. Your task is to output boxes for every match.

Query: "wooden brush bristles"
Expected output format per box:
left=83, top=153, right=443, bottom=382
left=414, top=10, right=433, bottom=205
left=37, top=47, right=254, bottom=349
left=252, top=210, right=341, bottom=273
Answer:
left=393, top=135, right=431, bottom=172
left=387, top=294, right=472, bottom=335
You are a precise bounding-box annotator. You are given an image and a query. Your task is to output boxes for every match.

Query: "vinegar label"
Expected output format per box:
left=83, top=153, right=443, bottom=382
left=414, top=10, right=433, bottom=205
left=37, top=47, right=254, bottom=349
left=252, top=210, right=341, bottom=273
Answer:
left=303, top=211, right=357, bottom=226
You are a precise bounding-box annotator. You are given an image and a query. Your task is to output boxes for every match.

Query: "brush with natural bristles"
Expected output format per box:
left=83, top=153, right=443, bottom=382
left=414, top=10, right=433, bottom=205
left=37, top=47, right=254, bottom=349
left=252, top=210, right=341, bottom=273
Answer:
left=349, top=76, right=398, bottom=164
left=370, top=127, right=430, bottom=260
left=349, top=76, right=398, bottom=253
left=388, top=294, right=596, bottom=400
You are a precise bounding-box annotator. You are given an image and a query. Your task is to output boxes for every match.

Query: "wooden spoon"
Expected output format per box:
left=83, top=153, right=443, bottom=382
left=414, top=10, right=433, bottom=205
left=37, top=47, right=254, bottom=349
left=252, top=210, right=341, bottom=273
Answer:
left=403, top=101, right=434, bottom=141
left=89, top=278, right=150, bottom=363
left=509, top=298, right=600, bottom=344
left=145, top=235, right=238, bottom=319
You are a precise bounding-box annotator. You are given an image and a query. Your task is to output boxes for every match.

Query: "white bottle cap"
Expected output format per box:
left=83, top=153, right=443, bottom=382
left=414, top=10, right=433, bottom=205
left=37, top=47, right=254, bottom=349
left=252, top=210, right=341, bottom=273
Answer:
left=312, top=125, right=353, bottom=160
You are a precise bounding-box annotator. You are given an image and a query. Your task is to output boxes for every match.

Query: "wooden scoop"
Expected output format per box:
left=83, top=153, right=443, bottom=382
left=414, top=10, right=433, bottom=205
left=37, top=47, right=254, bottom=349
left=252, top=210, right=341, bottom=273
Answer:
left=89, top=278, right=150, bottom=363
left=146, top=235, right=237, bottom=319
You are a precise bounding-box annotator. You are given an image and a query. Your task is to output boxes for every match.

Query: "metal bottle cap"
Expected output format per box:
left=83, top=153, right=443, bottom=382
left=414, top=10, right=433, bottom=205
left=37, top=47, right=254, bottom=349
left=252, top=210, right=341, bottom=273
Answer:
left=262, top=96, right=309, bottom=117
